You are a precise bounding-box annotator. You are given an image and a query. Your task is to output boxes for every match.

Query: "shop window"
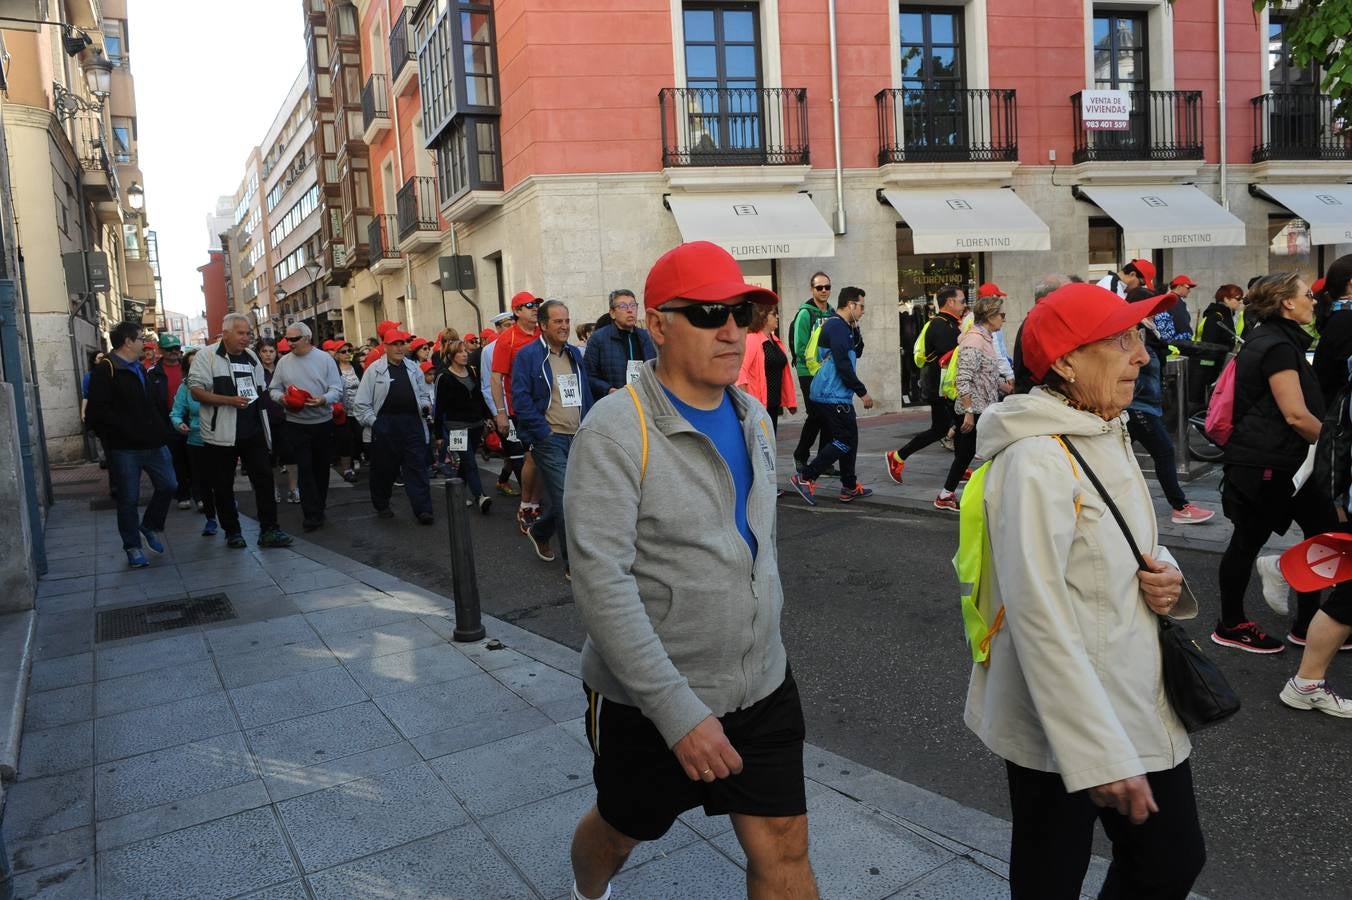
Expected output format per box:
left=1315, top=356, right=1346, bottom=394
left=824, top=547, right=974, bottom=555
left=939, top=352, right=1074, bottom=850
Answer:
left=1267, top=215, right=1322, bottom=289
left=896, top=224, right=978, bottom=308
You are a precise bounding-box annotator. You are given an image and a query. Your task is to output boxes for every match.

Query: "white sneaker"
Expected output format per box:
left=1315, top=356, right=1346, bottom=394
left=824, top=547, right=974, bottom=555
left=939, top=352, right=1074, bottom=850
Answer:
left=1256, top=555, right=1290, bottom=616
left=1279, top=678, right=1352, bottom=718
left=176, top=500, right=192, bottom=510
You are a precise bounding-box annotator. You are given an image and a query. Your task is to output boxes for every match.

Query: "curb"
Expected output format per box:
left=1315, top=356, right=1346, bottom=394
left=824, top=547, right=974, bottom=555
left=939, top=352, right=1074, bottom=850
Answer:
left=0, top=611, right=35, bottom=782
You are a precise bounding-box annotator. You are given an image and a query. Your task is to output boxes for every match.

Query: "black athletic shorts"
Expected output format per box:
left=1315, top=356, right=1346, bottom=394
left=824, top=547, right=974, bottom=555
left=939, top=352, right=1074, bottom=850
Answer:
left=583, top=668, right=807, bottom=842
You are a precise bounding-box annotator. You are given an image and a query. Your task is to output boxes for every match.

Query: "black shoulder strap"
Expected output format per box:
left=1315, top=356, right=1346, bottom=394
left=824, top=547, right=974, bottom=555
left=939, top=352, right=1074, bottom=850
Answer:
left=1058, top=435, right=1148, bottom=572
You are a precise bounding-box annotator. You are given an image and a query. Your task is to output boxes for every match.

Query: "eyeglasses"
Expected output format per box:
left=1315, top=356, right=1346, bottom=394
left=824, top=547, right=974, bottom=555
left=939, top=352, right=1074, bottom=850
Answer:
left=338, top=348, right=353, bottom=353
left=517, top=302, right=539, bottom=310
left=1304, top=291, right=1316, bottom=299
left=285, top=335, right=303, bottom=343
left=812, top=284, right=832, bottom=292
left=1098, top=328, right=1145, bottom=353
left=612, top=302, right=638, bottom=312
left=659, top=302, right=754, bottom=329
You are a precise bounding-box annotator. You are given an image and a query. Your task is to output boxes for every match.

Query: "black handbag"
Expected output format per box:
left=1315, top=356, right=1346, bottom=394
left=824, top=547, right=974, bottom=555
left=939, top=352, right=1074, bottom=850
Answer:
left=1060, top=436, right=1241, bottom=732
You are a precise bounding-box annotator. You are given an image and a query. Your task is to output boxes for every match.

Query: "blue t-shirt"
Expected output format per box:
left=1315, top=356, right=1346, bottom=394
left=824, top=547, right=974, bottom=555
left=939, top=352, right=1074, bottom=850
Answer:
left=663, top=387, right=757, bottom=559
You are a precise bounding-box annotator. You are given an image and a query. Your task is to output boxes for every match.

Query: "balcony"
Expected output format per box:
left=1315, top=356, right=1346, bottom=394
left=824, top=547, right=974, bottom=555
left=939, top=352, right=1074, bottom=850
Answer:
left=396, top=176, right=440, bottom=253
left=1252, top=92, right=1352, bottom=162
left=367, top=214, right=402, bottom=275
left=660, top=87, right=809, bottom=168
left=1071, top=90, right=1203, bottom=164
left=362, top=74, right=391, bottom=144
left=391, top=5, right=417, bottom=97
left=875, top=88, right=1017, bottom=164
left=126, top=259, right=155, bottom=302
left=71, top=112, right=119, bottom=208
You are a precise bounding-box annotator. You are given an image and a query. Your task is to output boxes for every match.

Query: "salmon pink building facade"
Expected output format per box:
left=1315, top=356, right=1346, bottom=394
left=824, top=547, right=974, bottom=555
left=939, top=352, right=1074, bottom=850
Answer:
left=310, top=0, right=1349, bottom=413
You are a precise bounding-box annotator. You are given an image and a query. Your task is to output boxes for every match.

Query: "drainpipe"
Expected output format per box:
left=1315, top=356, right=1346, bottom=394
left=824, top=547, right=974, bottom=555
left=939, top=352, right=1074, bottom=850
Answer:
left=1217, top=0, right=1228, bottom=209
left=827, top=0, right=846, bottom=234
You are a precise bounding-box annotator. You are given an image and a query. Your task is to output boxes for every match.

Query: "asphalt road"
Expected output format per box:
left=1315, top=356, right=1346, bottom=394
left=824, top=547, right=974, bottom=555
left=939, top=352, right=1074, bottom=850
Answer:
left=239, top=473, right=1352, bottom=900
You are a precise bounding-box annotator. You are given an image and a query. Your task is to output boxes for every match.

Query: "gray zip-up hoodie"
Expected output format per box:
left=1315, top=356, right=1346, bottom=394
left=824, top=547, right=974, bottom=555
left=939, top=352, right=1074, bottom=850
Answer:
left=564, top=360, right=786, bottom=748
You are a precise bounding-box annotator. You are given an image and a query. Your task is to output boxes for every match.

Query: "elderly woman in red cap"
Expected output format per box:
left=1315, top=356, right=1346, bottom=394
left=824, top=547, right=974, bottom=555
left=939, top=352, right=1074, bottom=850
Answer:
left=963, top=282, right=1206, bottom=899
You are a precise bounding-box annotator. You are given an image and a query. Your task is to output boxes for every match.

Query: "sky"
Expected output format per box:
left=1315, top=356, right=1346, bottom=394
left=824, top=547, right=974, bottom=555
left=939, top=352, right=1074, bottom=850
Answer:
left=132, top=0, right=306, bottom=319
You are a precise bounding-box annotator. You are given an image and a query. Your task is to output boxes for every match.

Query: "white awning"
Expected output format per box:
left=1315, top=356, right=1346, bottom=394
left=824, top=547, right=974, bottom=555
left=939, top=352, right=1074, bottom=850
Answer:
left=665, top=192, right=835, bottom=260
left=1077, top=184, right=1246, bottom=249
left=880, top=187, right=1050, bottom=254
left=1252, top=183, right=1352, bottom=246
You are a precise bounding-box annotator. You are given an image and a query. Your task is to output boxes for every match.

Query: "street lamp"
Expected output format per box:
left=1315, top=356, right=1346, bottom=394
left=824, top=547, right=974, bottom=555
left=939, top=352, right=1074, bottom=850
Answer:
left=52, top=50, right=116, bottom=120
left=126, top=182, right=144, bottom=211
left=82, top=50, right=114, bottom=99
left=305, top=259, right=322, bottom=283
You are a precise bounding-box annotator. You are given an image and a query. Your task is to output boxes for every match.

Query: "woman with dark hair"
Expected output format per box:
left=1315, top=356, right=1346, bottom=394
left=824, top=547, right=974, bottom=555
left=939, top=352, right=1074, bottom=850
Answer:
left=258, top=339, right=300, bottom=504
left=1195, top=284, right=1244, bottom=388
left=1311, top=254, right=1352, bottom=401
left=434, top=340, right=493, bottom=514
left=334, top=342, right=364, bottom=482
left=736, top=304, right=796, bottom=433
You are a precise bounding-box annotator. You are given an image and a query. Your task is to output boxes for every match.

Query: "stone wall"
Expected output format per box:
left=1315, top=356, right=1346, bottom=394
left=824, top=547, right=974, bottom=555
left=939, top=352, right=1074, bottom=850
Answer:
left=0, top=383, right=36, bottom=613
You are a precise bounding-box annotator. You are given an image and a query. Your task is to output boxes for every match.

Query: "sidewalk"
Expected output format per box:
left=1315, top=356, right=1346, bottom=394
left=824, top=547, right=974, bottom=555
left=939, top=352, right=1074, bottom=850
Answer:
left=3, top=496, right=1204, bottom=899
left=779, top=409, right=1299, bottom=557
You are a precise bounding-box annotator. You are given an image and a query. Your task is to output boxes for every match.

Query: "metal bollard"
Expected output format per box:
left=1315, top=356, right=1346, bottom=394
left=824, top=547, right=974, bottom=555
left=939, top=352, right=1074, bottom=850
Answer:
left=443, top=478, right=486, bottom=641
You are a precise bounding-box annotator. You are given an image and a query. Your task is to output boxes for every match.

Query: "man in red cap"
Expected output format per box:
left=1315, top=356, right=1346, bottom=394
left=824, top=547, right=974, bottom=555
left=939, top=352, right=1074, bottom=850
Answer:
left=1096, top=258, right=1156, bottom=299
left=1153, top=275, right=1197, bottom=341
left=353, top=329, right=436, bottom=524
left=492, top=291, right=543, bottom=530
left=565, top=241, right=818, bottom=900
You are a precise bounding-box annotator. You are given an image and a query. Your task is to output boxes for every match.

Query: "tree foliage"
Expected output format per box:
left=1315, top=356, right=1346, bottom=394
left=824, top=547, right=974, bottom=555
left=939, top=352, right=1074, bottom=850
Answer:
left=1253, top=0, right=1352, bottom=121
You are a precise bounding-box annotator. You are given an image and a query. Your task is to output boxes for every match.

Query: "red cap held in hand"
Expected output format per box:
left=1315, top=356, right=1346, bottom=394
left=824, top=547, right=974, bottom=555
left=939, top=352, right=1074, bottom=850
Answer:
left=1280, top=533, right=1352, bottom=593
left=283, top=385, right=311, bottom=412
left=331, top=402, right=347, bottom=425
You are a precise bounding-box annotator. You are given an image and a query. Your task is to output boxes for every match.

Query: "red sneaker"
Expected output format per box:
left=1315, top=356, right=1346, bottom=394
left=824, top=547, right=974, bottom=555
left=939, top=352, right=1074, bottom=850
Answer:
left=885, top=451, right=906, bottom=484
left=934, top=494, right=960, bottom=512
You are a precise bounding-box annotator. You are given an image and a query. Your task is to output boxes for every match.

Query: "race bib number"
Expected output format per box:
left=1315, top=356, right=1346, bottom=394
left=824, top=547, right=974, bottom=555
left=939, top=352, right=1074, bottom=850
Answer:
left=557, top=373, right=582, bottom=408
left=506, top=419, right=518, bottom=443
left=448, top=429, right=469, bottom=451
left=626, top=360, right=643, bottom=385
left=230, top=363, right=258, bottom=402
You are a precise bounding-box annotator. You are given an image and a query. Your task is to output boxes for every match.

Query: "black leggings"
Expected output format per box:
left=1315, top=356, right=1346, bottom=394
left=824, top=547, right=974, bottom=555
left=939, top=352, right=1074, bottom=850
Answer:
left=896, top=399, right=954, bottom=459
left=944, top=413, right=978, bottom=492
left=1006, top=760, right=1206, bottom=900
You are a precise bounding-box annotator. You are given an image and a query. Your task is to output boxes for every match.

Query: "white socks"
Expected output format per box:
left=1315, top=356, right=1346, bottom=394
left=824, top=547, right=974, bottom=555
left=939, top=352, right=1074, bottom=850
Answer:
left=572, top=883, right=611, bottom=900
left=1293, top=675, right=1322, bottom=690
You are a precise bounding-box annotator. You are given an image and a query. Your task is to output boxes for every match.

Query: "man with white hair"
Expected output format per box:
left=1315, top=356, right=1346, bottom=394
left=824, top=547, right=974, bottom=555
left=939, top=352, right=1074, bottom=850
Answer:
left=269, top=321, right=343, bottom=531
left=188, top=312, right=294, bottom=549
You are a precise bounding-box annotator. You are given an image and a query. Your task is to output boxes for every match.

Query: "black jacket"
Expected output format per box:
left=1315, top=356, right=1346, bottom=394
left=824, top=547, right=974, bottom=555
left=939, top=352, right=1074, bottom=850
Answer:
left=919, top=312, right=961, bottom=401
left=1196, top=302, right=1238, bottom=363
left=145, top=361, right=187, bottom=429
left=1224, top=318, right=1322, bottom=471
left=84, top=356, right=175, bottom=451
left=433, top=365, right=491, bottom=438
left=1313, top=308, right=1352, bottom=402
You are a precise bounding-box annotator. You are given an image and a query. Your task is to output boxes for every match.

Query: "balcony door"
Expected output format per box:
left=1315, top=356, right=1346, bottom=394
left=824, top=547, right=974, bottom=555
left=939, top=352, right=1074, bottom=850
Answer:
left=683, top=3, right=763, bottom=162
left=899, top=7, right=966, bottom=158
left=1092, top=13, right=1148, bottom=154
left=1266, top=16, right=1319, bottom=156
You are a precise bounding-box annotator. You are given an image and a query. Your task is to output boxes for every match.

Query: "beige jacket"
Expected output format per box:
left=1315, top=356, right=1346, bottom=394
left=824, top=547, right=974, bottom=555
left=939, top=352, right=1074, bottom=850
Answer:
left=964, top=388, right=1197, bottom=793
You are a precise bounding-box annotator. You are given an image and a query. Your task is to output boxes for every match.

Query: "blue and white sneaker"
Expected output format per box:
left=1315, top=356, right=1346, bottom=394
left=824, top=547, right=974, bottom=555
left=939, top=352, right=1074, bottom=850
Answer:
left=139, top=527, right=164, bottom=554
left=126, top=548, right=149, bottom=568
left=789, top=473, right=816, bottom=506
left=201, top=519, right=218, bottom=537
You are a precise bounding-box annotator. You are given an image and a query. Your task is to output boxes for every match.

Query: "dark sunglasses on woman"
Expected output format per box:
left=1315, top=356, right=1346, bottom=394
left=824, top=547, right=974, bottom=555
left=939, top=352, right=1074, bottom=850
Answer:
left=658, top=302, right=754, bottom=329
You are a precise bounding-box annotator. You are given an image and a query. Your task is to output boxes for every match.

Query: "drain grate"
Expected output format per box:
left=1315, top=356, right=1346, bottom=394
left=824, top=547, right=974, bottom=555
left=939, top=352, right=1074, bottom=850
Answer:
left=96, top=593, right=237, bottom=642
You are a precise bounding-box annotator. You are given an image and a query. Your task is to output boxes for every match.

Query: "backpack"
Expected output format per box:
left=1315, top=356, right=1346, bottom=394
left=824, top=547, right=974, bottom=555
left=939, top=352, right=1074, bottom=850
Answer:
left=803, top=319, right=826, bottom=376
left=954, top=436, right=1081, bottom=666
left=1203, top=357, right=1238, bottom=446
left=912, top=318, right=934, bottom=368
left=939, top=348, right=960, bottom=401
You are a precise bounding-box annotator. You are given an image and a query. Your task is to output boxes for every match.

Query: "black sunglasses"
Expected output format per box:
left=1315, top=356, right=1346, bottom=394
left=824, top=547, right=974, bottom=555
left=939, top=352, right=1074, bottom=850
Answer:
left=813, top=284, right=832, bottom=291
left=659, top=302, right=755, bottom=329
left=518, top=301, right=540, bottom=310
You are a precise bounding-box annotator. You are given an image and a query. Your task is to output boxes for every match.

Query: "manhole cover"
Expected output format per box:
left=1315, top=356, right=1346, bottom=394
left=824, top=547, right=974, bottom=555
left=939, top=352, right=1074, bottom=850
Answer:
left=96, top=594, right=237, bottom=642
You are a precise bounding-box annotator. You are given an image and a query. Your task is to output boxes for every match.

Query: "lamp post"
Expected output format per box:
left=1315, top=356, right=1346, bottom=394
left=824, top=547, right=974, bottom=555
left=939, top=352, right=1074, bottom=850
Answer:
left=127, top=182, right=144, bottom=211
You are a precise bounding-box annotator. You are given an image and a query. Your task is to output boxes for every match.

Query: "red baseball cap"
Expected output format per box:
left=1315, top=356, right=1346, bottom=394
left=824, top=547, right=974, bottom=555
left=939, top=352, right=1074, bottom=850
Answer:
left=976, top=283, right=1006, bottom=299
left=409, top=337, right=429, bottom=351
left=510, top=291, right=537, bottom=310
left=1021, top=283, right=1178, bottom=381
left=383, top=329, right=413, bottom=344
left=643, top=241, right=779, bottom=310
left=277, top=338, right=292, bottom=353
left=376, top=319, right=403, bottom=339
left=1169, top=274, right=1197, bottom=289
left=419, top=360, right=434, bottom=373
left=320, top=339, right=340, bottom=351
left=1280, top=533, right=1352, bottom=592
left=1126, top=258, right=1157, bottom=288
left=479, top=328, right=496, bottom=343
left=363, top=347, right=384, bottom=369
left=1312, top=277, right=1327, bottom=295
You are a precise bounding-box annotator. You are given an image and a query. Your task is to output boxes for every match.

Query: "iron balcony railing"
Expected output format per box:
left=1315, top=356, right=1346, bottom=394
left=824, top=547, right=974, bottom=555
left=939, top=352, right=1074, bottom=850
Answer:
left=659, top=87, right=809, bottom=167
left=1252, top=92, right=1351, bottom=162
left=875, top=88, right=1017, bottom=164
left=396, top=176, right=439, bottom=241
left=390, top=5, right=415, bottom=80
left=361, top=74, right=389, bottom=134
left=368, top=214, right=400, bottom=265
left=1071, top=90, right=1204, bottom=163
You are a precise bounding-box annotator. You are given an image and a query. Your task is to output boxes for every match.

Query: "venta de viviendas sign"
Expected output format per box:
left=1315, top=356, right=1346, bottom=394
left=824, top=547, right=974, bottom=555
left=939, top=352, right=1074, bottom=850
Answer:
left=1081, top=90, right=1131, bottom=132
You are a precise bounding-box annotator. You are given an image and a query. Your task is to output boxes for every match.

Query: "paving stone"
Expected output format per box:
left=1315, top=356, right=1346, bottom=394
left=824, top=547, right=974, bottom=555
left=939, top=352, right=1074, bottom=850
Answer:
left=35, top=592, right=97, bottom=615
left=306, top=823, right=533, bottom=900
left=449, top=637, right=531, bottom=671
left=7, top=856, right=95, bottom=899
left=342, top=642, right=480, bottom=697
left=27, top=653, right=92, bottom=694
left=429, top=724, right=593, bottom=817
left=263, top=741, right=423, bottom=804
left=611, top=841, right=747, bottom=896
left=321, top=617, right=444, bottom=661
left=236, top=880, right=311, bottom=900
left=36, top=576, right=95, bottom=599
left=34, top=610, right=93, bottom=638
left=17, top=721, right=93, bottom=780
left=887, top=857, right=1009, bottom=898
left=304, top=599, right=417, bottom=639
left=374, top=672, right=529, bottom=739
left=286, top=583, right=387, bottom=614
left=97, top=806, right=298, bottom=899
left=214, top=637, right=341, bottom=689
left=29, top=628, right=93, bottom=662
left=23, top=684, right=93, bottom=731
left=94, top=691, right=237, bottom=763
left=95, top=780, right=271, bottom=852
left=490, top=660, right=582, bottom=707
left=203, top=613, right=319, bottom=658
left=7, top=824, right=92, bottom=878
left=2, top=769, right=93, bottom=841
left=94, top=732, right=257, bottom=820
left=248, top=701, right=403, bottom=777
left=410, top=706, right=554, bottom=760
left=483, top=785, right=701, bottom=899
left=275, top=761, right=468, bottom=872
left=93, top=658, right=222, bottom=717
left=96, top=631, right=209, bottom=680
left=229, top=665, right=367, bottom=729
left=277, top=570, right=360, bottom=594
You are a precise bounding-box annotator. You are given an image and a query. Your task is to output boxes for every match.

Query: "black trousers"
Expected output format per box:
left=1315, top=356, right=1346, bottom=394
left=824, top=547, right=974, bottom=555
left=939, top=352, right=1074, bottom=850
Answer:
left=286, top=419, right=335, bottom=522
left=792, top=374, right=831, bottom=462
left=944, top=413, right=978, bottom=492
left=1006, top=760, right=1205, bottom=900
left=896, top=399, right=955, bottom=459
left=186, top=444, right=217, bottom=520
left=369, top=413, right=432, bottom=517
left=205, top=433, right=279, bottom=535
left=167, top=435, right=193, bottom=502
left=803, top=403, right=858, bottom=490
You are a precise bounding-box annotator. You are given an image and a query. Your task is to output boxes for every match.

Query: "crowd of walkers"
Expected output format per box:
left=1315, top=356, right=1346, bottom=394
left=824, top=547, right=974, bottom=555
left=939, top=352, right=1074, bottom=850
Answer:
left=78, top=238, right=1352, bottom=900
